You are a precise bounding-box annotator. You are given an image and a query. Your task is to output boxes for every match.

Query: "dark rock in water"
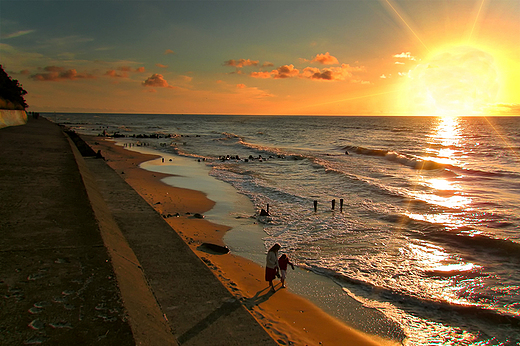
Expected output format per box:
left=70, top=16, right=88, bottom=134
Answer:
left=200, top=243, right=230, bottom=254
left=193, top=213, right=204, bottom=219
left=259, top=209, right=270, bottom=216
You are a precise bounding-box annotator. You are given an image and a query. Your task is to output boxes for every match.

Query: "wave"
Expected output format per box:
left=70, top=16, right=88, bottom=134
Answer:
left=342, top=145, right=519, bottom=180
left=304, top=264, right=520, bottom=329
left=343, top=145, right=449, bottom=171
left=419, top=229, right=520, bottom=260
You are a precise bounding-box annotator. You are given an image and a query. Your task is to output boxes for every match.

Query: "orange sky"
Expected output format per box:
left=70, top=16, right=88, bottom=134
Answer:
left=1, top=0, right=519, bottom=115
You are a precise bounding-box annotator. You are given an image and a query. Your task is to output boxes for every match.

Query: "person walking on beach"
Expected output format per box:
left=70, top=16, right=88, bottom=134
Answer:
left=265, top=243, right=281, bottom=292
left=278, top=254, right=294, bottom=288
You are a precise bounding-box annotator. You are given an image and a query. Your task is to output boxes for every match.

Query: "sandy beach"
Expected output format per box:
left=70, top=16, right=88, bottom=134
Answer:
left=83, top=135, right=400, bottom=346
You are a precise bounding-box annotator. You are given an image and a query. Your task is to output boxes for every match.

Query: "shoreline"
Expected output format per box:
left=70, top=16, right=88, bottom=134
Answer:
left=83, top=134, right=402, bottom=345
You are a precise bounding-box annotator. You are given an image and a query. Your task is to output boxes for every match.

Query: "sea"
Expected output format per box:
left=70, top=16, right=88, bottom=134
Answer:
left=50, top=113, right=520, bottom=345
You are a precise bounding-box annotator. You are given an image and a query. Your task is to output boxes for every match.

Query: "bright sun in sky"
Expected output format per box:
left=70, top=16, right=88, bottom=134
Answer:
left=0, top=0, right=519, bottom=115
left=409, top=45, right=499, bottom=116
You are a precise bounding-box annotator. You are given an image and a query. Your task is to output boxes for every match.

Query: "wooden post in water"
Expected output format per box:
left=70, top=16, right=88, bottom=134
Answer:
left=331, top=199, right=335, bottom=210
left=340, top=199, right=344, bottom=212
left=314, top=200, right=318, bottom=212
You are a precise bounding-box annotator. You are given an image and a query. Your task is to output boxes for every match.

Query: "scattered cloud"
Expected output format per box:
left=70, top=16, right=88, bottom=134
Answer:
left=105, top=65, right=145, bottom=78
left=1, top=30, right=35, bottom=39
left=164, top=49, right=175, bottom=55
left=156, top=63, right=168, bottom=68
left=250, top=62, right=364, bottom=82
left=311, top=52, right=339, bottom=65
left=274, top=64, right=300, bottom=79
left=223, top=59, right=259, bottom=68
left=237, top=84, right=246, bottom=89
left=394, top=52, right=416, bottom=61
left=142, top=73, right=176, bottom=88
left=105, top=70, right=128, bottom=78
left=250, top=71, right=272, bottom=79
left=251, top=64, right=300, bottom=79
left=30, top=66, right=95, bottom=81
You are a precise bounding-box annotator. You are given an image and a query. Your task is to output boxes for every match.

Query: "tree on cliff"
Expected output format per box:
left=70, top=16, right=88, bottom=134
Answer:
left=0, top=65, right=28, bottom=110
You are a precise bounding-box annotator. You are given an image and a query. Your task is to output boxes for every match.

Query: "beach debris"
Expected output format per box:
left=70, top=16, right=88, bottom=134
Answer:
left=199, top=243, right=230, bottom=254
left=162, top=213, right=180, bottom=218
left=193, top=213, right=204, bottom=219
left=259, top=208, right=269, bottom=216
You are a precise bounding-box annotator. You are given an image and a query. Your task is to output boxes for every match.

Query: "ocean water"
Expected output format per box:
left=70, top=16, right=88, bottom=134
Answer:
left=54, top=113, right=520, bottom=345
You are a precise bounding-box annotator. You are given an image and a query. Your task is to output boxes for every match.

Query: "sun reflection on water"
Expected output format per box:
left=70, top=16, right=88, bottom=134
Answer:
left=406, top=116, right=475, bottom=227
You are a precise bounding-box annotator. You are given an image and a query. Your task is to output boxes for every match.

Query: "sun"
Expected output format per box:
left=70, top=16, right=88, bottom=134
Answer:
left=408, top=46, right=499, bottom=116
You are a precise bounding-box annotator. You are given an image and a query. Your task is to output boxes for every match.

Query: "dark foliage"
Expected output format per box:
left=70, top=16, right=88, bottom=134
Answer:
left=0, top=65, right=28, bottom=109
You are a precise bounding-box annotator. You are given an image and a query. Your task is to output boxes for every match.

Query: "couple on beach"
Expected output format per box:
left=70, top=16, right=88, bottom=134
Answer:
left=265, top=243, right=295, bottom=292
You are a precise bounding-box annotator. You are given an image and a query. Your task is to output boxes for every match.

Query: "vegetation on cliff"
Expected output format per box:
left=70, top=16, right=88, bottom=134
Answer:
left=0, top=65, right=28, bottom=110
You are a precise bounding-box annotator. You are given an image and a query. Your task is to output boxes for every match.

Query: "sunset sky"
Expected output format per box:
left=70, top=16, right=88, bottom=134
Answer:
left=1, top=0, right=519, bottom=115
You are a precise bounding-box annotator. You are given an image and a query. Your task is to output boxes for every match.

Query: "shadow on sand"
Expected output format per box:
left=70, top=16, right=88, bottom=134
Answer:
left=177, top=298, right=242, bottom=344
left=242, top=285, right=279, bottom=310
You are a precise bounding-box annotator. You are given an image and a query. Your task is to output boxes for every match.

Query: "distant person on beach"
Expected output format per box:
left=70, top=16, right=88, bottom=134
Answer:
left=278, top=254, right=295, bottom=288
left=265, top=243, right=281, bottom=292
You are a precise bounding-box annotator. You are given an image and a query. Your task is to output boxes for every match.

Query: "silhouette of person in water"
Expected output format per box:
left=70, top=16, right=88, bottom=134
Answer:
left=265, top=243, right=281, bottom=292
left=278, top=254, right=294, bottom=288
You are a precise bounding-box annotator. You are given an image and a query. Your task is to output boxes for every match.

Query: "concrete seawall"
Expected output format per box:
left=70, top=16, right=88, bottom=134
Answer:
left=0, top=117, right=276, bottom=345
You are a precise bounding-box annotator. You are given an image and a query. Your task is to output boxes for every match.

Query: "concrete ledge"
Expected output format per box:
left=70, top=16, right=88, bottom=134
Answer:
left=66, top=136, right=178, bottom=345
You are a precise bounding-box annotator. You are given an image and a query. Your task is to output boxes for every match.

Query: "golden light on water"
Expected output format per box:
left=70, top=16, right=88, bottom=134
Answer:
left=406, top=116, right=472, bottom=227
left=420, top=116, right=471, bottom=210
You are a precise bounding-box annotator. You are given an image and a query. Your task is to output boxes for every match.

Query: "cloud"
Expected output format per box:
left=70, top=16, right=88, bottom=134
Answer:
left=105, top=70, right=128, bottom=78
left=164, top=49, right=175, bottom=55
left=251, top=64, right=300, bottom=79
left=250, top=71, right=272, bottom=79
left=224, top=59, right=259, bottom=68
left=30, top=66, right=95, bottom=81
left=105, top=65, right=145, bottom=77
left=311, top=52, right=339, bottom=65
left=302, top=64, right=364, bottom=81
left=142, top=74, right=175, bottom=88
left=394, top=52, right=416, bottom=60
left=156, top=63, right=168, bottom=68
left=2, top=30, right=35, bottom=39
left=274, top=64, right=300, bottom=78
left=236, top=84, right=246, bottom=89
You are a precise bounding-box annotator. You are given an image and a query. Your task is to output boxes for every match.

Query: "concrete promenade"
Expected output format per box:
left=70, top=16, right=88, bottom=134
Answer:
left=0, top=117, right=276, bottom=345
